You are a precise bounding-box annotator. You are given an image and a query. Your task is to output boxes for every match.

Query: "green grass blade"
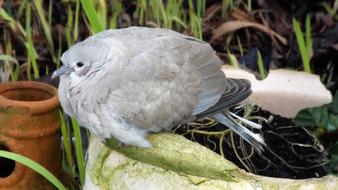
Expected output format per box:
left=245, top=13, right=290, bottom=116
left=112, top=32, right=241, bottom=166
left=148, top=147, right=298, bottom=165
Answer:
left=45, top=65, right=49, bottom=75
left=0, top=150, right=67, bottom=190
left=71, top=118, right=85, bottom=185
left=191, top=14, right=203, bottom=39
left=26, top=39, right=39, bottom=79
left=171, top=16, right=187, bottom=28
left=151, top=0, right=160, bottom=26
left=65, top=6, right=74, bottom=47
left=171, top=0, right=186, bottom=30
left=196, top=0, right=206, bottom=19
left=0, top=8, right=27, bottom=42
left=221, top=0, right=233, bottom=17
left=109, top=0, right=123, bottom=29
left=322, top=2, right=337, bottom=18
left=25, top=2, right=39, bottom=80
left=33, top=0, right=55, bottom=61
left=56, top=33, right=63, bottom=68
left=0, top=54, right=18, bottom=64
left=60, top=112, right=75, bottom=178
left=80, top=0, right=105, bottom=33
left=188, top=0, right=202, bottom=39
left=3, top=31, right=19, bottom=81
left=257, top=50, right=267, bottom=79
left=48, top=0, right=53, bottom=28
left=292, top=18, right=311, bottom=73
left=227, top=49, right=239, bottom=68
left=334, top=0, right=338, bottom=13
left=247, top=0, right=252, bottom=11
left=136, top=0, right=147, bottom=25
left=158, top=0, right=168, bottom=28
left=305, top=14, right=313, bottom=60
left=0, top=54, right=19, bottom=81
left=96, top=0, right=107, bottom=30
left=16, top=0, right=27, bottom=18
left=73, top=0, right=80, bottom=41
left=236, top=36, right=244, bottom=56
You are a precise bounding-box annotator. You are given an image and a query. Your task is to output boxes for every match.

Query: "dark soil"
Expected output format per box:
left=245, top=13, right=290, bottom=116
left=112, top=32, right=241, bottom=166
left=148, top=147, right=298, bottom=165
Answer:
left=172, top=109, right=329, bottom=179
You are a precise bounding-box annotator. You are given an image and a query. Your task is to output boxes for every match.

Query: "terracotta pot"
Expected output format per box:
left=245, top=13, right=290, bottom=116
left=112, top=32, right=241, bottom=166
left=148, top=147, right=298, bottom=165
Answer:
left=0, top=81, right=63, bottom=190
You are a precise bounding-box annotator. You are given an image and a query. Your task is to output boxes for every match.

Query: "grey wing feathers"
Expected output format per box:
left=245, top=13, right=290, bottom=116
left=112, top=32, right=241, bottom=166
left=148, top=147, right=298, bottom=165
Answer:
left=189, top=43, right=227, bottom=115
left=191, top=71, right=225, bottom=115
left=196, top=78, right=252, bottom=118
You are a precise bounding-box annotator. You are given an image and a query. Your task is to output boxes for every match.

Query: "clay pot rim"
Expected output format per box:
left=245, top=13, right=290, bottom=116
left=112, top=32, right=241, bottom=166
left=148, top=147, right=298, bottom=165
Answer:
left=0, top=81, right=59, bottom=115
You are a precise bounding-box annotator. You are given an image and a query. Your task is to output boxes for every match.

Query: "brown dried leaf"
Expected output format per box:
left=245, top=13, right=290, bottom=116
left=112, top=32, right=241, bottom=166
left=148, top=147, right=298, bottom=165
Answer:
left=212, top=20, right=288, bottom=45
left=205, top=3, right=221, bottom=21
left=230, top=9, right=253, bottom=22
left=331, top=44, right=338, bottom=51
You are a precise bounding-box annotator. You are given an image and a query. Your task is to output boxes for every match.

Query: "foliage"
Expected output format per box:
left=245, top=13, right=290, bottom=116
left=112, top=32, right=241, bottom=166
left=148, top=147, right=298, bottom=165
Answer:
left=71, top=118, right=86, bottom=185
left=292, top=15, right=313, bottom=73
left=294, top=90, right=338, bottom=133
left=60, top=112, right=86, bottom=186
left=326, top=141, right=338, bottom=174
left=256, top=50, right=266, bottom=79
left=80, top=0, right=105, bottom=33
left=294, top=91, right=338, bottom=174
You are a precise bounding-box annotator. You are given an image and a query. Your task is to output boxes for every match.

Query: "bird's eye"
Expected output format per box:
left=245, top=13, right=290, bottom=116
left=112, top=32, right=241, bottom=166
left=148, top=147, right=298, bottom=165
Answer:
left=76, top=61, right=84, bottom=68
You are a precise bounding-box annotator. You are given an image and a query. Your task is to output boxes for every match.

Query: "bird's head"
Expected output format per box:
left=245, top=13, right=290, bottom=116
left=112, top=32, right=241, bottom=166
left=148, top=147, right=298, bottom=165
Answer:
left=52, top=38, right=127, bottom=80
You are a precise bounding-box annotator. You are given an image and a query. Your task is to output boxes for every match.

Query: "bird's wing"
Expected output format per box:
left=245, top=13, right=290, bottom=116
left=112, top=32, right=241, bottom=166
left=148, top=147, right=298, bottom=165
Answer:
left=95, top=28, right=228, bottom=130
left=196, top=78, right=252, bottom=118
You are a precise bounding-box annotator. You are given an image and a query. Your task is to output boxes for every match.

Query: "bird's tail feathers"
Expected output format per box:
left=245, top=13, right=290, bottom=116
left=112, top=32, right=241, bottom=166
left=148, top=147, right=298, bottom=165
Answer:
left=229, top=112, right=262, bottom=129
left=212, top=112, right=265, bottom=151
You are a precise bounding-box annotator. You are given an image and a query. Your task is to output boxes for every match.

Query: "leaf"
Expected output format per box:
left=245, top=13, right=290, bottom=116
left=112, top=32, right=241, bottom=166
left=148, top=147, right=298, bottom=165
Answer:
left=0, top=150, right=67, bottom=190
left=212, top=20, right=288, bottom=45
left=80, top=0, right=105, bottom=33
left=327, top=115, right=338, bottom=131
left=294, top=104, right=338, bottom=132
left=294, top=108, right=317, bottom=127
left=331, top=44, right=338, bottom=51
left=332, top=90, right=338, bottom=114
left=325, top=141, right=338, bottom=174
left=312, top=106, right=329, bottom=126
left=0, top=54, right=18, bottom=64
left=33, top=0, right=55, bottom=56
left=294, top=106, right=331, bottom=126
left=330, top=142, right=338, bottom=155
left=293, top=18, right=311, bottom=73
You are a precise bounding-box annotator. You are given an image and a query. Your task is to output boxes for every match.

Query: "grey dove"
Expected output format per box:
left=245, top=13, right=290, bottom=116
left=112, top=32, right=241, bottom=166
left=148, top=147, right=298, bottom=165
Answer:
left=52, top=27, right=265, bottom=150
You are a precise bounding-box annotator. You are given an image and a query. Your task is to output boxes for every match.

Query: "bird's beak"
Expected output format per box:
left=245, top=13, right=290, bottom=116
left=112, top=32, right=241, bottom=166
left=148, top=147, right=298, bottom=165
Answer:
left=52, top=65, right=73, bottom=79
